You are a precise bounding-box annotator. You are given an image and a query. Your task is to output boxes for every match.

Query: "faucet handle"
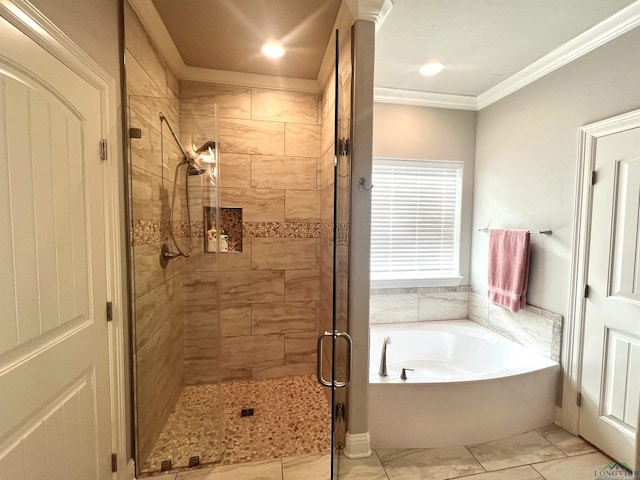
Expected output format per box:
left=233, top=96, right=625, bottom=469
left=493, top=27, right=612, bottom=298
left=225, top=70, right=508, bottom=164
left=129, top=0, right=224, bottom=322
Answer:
left=400, top=368, right=414, bottom=380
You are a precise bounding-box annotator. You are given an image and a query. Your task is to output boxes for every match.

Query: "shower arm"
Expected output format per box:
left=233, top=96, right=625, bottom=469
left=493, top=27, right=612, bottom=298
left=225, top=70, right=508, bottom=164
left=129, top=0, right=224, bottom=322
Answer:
left=159, top=112, right=192, bottom=162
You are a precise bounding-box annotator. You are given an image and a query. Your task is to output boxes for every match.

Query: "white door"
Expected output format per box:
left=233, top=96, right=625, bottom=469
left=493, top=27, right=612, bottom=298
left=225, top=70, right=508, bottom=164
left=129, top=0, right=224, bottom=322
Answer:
left=579, top=125, right=640, bottom=466
left=0, top=13, right=112, bottom=479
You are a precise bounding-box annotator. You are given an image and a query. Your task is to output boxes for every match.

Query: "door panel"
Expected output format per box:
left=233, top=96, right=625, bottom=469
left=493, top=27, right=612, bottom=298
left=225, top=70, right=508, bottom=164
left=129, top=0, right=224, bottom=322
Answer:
left=580, top=126, right=640, bottom=466
left=601, top=329, right=640, bottom=429
left=609, top=156, right=640, bottom=301
left=0, top=14, right=111, bottom=479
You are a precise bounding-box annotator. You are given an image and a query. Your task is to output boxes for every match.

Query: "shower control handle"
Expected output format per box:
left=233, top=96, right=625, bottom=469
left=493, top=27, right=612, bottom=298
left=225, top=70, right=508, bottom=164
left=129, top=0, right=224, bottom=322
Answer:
left=316, top=331, right=353, bottom=388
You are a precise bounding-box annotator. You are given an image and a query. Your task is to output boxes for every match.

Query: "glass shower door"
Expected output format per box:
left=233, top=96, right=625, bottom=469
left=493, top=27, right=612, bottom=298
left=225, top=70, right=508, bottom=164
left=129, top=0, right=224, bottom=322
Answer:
left=333, top=23, right=353, bottom=479
left=315, top=27, right=353, bottom=479
left=127, top=91, right=223, bottom=475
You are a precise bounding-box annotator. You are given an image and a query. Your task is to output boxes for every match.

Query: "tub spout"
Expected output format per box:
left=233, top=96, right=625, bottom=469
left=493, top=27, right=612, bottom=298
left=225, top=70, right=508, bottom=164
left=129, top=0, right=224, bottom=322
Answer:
left=379, top=336, right=392, bottom=376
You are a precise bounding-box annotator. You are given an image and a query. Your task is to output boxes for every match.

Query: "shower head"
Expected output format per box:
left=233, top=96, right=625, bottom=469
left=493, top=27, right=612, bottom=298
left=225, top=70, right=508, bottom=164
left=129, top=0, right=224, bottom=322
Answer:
left=188, top=165, right=206, bottom=176
left=194, top=140, right=216, bottom=154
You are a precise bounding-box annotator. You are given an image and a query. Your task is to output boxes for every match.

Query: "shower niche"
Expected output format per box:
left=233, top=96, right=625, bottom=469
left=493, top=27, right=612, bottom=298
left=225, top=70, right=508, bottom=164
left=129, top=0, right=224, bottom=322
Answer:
left=204, top=206, right=243, bottom=253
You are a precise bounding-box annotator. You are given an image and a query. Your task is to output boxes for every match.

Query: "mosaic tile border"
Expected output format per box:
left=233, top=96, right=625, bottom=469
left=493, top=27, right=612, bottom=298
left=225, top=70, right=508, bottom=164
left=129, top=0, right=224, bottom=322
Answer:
left=132, top=220, right=352, bottom=244
left=131, top=220, right=202, bottom=246
left=243, top=222, right=321, bottom=238
left=131, top=220, right=162, bottom=246
left=336, top=223, right=349, bottom=245
left=319, top=223, right=333, bottom=240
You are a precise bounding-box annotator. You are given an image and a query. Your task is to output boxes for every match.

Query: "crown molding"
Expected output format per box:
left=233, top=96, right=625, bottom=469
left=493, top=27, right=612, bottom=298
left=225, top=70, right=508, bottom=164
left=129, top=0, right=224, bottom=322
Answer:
left=130, top=0, right=640, bottom=105
left=127, top=0, right=320, bottom=93
left=346, top=0, right=394, bottom=31
left=477, top=0, right=640, bottom=109
left=127, top=0, right=185, bottom=77
left=376, top=1, right=640, bottom=111
left=374, top=87, right=478, bottom=111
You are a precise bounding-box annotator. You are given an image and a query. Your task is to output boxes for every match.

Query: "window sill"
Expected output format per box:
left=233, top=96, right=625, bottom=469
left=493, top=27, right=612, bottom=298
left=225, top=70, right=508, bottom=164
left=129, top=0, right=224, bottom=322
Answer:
left=370, top=276, right=463, bottom=289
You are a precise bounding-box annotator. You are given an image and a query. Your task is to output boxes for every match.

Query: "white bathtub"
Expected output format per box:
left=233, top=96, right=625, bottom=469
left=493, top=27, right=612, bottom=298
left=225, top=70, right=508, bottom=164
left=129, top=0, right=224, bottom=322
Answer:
left=369, top=320, right=560, bottom=448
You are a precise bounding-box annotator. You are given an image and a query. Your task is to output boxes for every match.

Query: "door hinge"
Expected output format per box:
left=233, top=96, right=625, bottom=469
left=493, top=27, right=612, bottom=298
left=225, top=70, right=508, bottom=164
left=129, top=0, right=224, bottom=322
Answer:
left=129, top=127, right=142, bottom=139
left=584, top=284, right=590, bottom=299
left=111, top=453, right=117, bottom=473
left=577, top=392, right=582, bottom=407
left=100, top=139, right=108, bottom=160
left=338, top=138, right=350, bottom=157
left=591, top=170, right=597, bottom=185
left=106, top=302, right=113, bottom=322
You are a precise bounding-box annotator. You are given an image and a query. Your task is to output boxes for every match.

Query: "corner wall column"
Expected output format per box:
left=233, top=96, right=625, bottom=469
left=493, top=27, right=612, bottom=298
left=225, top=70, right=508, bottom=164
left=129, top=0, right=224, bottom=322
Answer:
left=345, top=18, right=375, bottom=459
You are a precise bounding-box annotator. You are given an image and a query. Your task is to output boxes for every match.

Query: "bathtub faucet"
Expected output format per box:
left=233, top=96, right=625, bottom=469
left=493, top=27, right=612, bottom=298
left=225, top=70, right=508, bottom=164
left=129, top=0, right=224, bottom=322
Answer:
left=379, top=336, right=392, bottom=376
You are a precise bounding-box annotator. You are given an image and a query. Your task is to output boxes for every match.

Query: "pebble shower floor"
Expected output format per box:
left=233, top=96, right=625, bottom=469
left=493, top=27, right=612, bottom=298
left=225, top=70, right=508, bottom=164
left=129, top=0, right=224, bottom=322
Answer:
left=142, top=375, right=332, bottom=474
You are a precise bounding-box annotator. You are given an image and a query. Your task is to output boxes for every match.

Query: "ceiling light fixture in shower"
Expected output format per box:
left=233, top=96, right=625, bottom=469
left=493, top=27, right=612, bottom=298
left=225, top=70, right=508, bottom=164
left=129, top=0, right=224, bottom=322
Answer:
left=261, top=41, right=285, bottom=59
left=419, top=62, right=444, bottom=76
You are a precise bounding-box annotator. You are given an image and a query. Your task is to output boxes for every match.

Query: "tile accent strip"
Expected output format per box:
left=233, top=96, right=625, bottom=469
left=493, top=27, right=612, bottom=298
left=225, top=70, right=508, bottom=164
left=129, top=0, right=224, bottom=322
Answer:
left=243, top=222, right=322, bottom=238
left=132, top=219, right=162, bottom=246
left=132, top=220, right=352, bottom=244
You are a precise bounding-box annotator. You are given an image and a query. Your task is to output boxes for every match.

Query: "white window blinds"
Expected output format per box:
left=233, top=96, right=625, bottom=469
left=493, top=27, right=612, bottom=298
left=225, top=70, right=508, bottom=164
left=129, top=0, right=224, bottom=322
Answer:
left=371, top=158, right=462, bottom=285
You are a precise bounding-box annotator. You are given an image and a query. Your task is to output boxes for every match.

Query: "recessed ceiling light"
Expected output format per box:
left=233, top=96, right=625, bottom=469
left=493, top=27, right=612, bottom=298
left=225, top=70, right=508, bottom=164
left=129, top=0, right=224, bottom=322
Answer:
left=261, top=41, right=285, bottom=59
left=419, top=62, right=444, bottom=76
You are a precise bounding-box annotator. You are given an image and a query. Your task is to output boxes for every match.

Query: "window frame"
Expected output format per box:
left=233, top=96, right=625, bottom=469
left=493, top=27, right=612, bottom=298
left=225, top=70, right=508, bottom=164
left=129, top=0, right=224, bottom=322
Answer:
left=370, top=157, right=464, bottom=289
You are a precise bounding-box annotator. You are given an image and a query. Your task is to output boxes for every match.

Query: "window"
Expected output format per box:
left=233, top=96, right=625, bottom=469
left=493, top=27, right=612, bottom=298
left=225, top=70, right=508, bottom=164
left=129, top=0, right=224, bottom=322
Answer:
left=370, top=158, right=463, bottom=287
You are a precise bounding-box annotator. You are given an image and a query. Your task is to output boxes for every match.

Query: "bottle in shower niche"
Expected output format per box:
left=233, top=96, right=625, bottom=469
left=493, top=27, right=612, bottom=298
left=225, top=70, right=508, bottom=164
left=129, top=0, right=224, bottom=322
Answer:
left=220, top=229, right=229, bottom=252
left=207, top=226, right=217, bottom=252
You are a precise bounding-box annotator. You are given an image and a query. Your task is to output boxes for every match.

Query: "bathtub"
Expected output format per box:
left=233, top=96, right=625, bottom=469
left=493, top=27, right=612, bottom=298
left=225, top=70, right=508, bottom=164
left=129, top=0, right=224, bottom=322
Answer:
left=369, top=320, right=560, bottom=448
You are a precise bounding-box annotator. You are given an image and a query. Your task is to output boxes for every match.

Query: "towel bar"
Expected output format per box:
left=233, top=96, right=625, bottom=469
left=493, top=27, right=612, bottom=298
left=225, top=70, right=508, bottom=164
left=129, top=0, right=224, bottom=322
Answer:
left=478, top=228, right=552, bottom=235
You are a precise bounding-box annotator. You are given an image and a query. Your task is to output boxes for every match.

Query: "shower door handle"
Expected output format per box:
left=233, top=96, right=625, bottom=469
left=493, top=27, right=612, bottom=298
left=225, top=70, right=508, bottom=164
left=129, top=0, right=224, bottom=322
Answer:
left=334, top=332, right=352, bottom=388
left=317, top=332, right=333, bottom=387
left=316, top=331, right=352, bottom=388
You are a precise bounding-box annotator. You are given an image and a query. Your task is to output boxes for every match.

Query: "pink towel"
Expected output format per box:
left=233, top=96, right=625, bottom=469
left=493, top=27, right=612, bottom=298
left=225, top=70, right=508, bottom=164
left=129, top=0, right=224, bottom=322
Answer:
left=487, top=229, right=531, bottom=313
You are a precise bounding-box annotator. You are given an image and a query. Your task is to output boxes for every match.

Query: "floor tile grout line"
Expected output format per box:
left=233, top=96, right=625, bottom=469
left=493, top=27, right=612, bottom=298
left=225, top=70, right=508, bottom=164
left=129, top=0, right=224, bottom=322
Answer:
left=531, top=461, right=550, bottom=480
left=530, top=428, right=568, bottom=456
left=372, top=448, right=391, bottom=480
left=463, top=444, right=488, bottom=474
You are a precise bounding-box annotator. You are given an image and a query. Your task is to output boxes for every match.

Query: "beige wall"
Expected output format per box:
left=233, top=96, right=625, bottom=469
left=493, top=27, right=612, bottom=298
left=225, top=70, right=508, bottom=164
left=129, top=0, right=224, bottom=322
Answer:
left=373, top=104, right=477, bottom=285
left=179, top=80, right=323, bottom=383
left=125, top=2, right=184, bottom=467
left=29, top=0, right=121, bottom=81
left=472, top=26, right=640, bottom=318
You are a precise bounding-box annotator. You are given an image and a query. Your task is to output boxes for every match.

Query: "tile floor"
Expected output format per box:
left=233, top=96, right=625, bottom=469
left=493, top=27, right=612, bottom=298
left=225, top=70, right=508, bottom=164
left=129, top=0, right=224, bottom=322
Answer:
left=152, top=423, right=614, bottom=479
left=142, top=375, right=331, bottom=474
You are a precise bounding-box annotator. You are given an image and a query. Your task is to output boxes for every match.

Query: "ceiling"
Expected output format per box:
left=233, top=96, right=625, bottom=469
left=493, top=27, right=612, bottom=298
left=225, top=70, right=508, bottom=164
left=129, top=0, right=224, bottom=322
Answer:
left=375, top=0, right=636, bottom=97
left=146, top=0, right=638, bottom=103
left=152, top=0, right=341, bottom=79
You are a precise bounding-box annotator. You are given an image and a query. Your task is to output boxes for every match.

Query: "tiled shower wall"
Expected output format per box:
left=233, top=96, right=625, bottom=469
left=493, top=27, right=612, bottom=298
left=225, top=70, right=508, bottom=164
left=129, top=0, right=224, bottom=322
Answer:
left=318, top=58, right=336, bottom=372
left=179, top=80, right=323, bottom=383
left=125, top=2, right=185, bottom=467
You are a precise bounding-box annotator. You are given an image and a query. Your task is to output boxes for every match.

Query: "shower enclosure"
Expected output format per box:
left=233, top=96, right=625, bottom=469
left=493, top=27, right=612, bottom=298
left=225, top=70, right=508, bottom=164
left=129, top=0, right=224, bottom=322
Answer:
left=124, top=2, right=352, bottom=476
